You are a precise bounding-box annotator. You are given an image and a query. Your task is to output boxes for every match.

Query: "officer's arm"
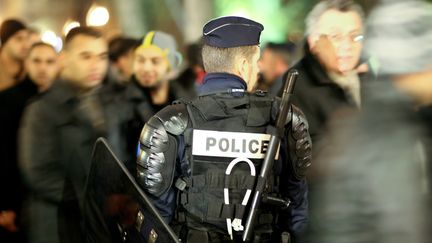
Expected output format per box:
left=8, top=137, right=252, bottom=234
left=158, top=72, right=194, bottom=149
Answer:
left=281, top=105, right=312, bottom=241
left=18, top=101, right=65, bottom=204
left=136, top=104, right=188, bottom=221
left=288, top=105, right=312, bottom=180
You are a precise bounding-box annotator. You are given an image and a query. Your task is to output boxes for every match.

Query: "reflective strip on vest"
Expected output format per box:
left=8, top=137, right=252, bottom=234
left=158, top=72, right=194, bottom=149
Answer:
left=224, top=157, right=256, bottom=238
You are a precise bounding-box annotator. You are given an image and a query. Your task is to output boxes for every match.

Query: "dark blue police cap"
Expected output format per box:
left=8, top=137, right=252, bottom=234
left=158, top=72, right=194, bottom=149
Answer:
left=203, top=16, right=264, bottom=48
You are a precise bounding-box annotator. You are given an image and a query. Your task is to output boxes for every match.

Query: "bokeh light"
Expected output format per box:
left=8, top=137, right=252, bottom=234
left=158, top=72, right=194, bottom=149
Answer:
left=63, top=20, right=80, bottom=36
left=41, top=30, right=63, bottom=52
left=86, top=5, right=110, bottom=26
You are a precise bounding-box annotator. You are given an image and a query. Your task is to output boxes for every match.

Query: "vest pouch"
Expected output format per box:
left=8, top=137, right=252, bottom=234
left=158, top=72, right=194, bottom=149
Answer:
left=183, top=158, right=259, bottom=224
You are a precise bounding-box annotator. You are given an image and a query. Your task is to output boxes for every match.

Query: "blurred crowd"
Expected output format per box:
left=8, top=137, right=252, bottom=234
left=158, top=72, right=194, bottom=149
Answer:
left=1, top=0, right=432, bottom=242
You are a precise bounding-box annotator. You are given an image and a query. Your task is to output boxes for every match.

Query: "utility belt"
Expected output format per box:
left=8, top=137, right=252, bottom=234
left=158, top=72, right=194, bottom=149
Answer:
left=174, top=224, right=290, bottom=243
left=174, top=207, right=278, bottom=243
left=178, top=227, right=276, bottom=243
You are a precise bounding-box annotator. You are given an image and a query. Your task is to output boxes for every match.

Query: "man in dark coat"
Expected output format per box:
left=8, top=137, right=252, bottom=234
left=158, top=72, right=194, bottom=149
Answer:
left=19, top=27, right=128, bottom=243
left=0, top=18, right=33, bottom=243
left=281, top=0, right=366, bottom=239
left=284, top=0, right=365, bottom=143
left=0, top=73, right=37, bottom=243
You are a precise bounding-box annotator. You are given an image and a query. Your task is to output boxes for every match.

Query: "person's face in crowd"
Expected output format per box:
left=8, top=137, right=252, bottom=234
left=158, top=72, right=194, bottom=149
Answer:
left=258, top=48, right=285, bottom=84
left=61, top=35, right=108, bottom=90
left=133, top=46, right=170, bottom=88
left=3, top=29, right=30, bottom=61
left=308, top=9, right=363, bottom=73
left=116, top=49, right=135, bottom=79
left=26, top=45, right=59, bottom=92
left=238, top=46, right=260, bottom=92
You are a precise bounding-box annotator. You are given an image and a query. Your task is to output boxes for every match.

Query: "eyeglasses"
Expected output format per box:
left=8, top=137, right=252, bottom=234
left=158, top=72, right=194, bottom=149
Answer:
left=320, top=32, right=364, bottom=43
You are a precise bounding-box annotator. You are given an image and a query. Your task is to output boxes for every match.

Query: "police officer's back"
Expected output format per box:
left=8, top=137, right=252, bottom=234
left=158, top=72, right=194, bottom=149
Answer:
left=136, top=16, right=312, bottom=243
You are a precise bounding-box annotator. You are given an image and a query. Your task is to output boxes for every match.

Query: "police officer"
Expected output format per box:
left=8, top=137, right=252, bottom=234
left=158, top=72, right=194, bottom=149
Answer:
left=136, top=16, right=311, bottom=243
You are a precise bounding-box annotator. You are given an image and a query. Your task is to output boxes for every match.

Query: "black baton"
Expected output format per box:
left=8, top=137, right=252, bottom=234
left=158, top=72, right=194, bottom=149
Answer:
left=242, top=70, right=298, bottom=241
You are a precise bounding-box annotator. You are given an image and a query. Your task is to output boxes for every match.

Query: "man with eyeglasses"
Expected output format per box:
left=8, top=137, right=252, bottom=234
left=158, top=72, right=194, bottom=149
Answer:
left=282, top=0, right=365, bottom=144
left=280, top=0, right=365, bottom=240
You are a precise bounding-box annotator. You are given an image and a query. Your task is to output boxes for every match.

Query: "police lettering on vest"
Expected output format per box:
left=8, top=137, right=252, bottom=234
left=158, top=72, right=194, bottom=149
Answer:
left=192, top=129, right=279, bottom=159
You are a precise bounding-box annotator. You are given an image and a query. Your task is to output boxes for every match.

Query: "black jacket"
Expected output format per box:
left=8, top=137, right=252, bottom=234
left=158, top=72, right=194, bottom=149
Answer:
left=19, top=80, right=129, bottom=243
left=0, top=78, right=37, bottom=242
left=0, top=78, right=37, bottom=211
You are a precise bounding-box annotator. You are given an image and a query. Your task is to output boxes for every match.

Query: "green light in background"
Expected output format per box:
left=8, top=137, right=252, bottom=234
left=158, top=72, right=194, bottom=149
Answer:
left=215, top=0, right=313, bottom=44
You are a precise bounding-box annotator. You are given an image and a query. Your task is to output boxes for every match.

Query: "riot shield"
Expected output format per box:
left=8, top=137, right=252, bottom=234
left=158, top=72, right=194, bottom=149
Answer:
left=83, top=138, right=180, bottom=243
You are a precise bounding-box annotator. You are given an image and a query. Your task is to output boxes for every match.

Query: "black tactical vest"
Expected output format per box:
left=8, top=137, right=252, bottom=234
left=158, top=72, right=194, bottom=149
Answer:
left=179, top=92, right=281, bottom=233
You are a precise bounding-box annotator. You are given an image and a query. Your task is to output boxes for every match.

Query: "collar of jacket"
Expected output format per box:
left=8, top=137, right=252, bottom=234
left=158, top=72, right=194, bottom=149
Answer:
left=125, top=75, right=178, bottom=103
left=49, top=79, right=107, bottom=105
left=49, top=80, right=81, bottom=104
left=198, top=72, right=247, bottom=95
left=302, top=41, right=334, bottom=86
left=124, top=76, right=149, bottom=102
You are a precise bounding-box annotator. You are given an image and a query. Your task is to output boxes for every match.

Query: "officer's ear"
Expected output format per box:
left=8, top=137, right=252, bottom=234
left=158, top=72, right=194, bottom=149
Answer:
left=236, top=56, right=250, bottom=81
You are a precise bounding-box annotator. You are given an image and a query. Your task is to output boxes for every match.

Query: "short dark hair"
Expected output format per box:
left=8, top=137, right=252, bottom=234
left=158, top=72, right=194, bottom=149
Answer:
left=28, top=42, right=56, bottom=54
left=0, top=18, right=27, bottom=45
left=264, top=42, right=296, bottom=65
left=186, top=40, right=204, bottom=68
left=108, top=36, right=140, bottom=62
left=64, top=26, right=103, bottom=48
left=202, top=44, right=258, bottom=73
